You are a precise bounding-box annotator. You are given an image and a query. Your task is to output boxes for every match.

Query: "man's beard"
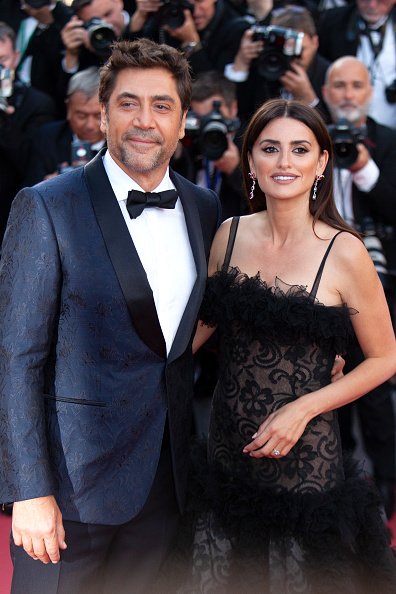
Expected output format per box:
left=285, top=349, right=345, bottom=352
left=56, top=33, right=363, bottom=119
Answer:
left=110, top=129, right=177, bottom=174
left=330, top=103, right=369, bottom=125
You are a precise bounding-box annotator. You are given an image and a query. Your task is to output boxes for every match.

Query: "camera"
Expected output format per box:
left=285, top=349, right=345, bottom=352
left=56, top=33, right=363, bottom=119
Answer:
left=385, top=80, right=396, bottom=104
left=59, top=140, right=94, bottom=174
left=328, top=118, right=367, bottom=169
left=158, top=0, right=193, bottom=28
left=184, top=100, right=240, bottom=160
left=84, top=18, right=117, bottom=57
left=0, top=64, right=14, bottom=113
left=251, top=25, right=304, bottom=81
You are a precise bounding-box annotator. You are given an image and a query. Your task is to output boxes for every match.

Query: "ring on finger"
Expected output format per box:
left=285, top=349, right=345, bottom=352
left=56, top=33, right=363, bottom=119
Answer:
left=272, top=448, right=281, bottom=457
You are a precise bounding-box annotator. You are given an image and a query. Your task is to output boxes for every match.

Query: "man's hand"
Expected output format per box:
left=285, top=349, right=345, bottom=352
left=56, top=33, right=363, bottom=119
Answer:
left=233, top=29, right=263, bottom=73
left=12, top=495, right=67, bottom=564
left=280, top=62, right=317, bottom=104
left=130, top=0, right=161, bottom=32
left=164, top=10, right=200, bottom=44
left=213, top=137, right=240, bottom=175
left=330, top=355, right=345, bottom=382
left=348, top=143, right=370, bottom=173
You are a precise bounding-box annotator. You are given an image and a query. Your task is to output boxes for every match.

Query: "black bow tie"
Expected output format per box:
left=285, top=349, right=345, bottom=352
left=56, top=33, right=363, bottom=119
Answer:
left=126, top=189, right=178, bottom=219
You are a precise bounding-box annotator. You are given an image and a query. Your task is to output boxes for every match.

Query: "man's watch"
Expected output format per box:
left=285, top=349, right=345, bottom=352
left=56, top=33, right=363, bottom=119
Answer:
left=181, top=41, right=202, bottom=57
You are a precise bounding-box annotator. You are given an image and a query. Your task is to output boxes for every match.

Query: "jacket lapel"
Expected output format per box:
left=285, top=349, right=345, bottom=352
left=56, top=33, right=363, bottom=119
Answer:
left=84, top=150, right=166, bottom=359
left=168, top=171, right=207, bottom=364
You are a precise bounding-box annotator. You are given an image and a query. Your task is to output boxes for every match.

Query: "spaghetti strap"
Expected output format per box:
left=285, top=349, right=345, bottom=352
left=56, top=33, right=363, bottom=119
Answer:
left=309, top=231, right=344, bottom=301
left=222, top=217, right=240, bottom=271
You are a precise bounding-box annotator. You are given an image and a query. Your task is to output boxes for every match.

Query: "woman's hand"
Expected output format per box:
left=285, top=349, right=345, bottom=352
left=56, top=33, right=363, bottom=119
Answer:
left=242, top=399, right=311, bottom=458
left=331, top=355, right=345, bottom=382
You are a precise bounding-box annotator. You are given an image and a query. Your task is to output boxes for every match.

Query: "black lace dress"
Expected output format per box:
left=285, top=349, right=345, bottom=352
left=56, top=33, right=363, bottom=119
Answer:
left=185, top=218, right=396, bottom=594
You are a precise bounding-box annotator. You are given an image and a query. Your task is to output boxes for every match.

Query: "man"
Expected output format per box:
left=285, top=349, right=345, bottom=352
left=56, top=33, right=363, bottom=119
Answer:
left=173, top=70, right=246, bottom=221
left=0, top=20, right=56, bottom=246
left=61, top=0, right=131, bottom=73
left=130, top=0, right=247, bottom=76
left=322, top=55, right=396, bottom=518
left=0, top=38, right=220, bottom=593
left=227, top=5, right=330, bottom=125
left=24, top=66, right=105, bottom=185
left=319, top=0, right=396, bottom=128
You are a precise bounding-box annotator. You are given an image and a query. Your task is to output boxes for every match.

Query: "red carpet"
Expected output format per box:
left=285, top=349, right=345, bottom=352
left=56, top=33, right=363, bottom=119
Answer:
left=1, top=505, right=396, bottom=594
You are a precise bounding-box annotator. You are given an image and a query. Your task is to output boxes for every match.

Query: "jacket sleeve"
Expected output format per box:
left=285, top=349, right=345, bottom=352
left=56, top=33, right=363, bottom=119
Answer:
left=0, top=187, right=61, bottom=502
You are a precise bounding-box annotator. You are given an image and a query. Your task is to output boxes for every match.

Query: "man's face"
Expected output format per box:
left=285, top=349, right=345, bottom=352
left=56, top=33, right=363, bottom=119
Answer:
left=78, top=0, right=125, bottom=37
left=357, top=0, right=395, bottom=24
left=100, top=67, right=187, bottom=190
left=67, top=91, right=104, bottom=143
left=323, top=59, right=373, bottom=126
left=191, top=94, right=237, bottom=120
left=0, top=37, right=19, bottom=71
left=192, top=0, right=217, bottom=31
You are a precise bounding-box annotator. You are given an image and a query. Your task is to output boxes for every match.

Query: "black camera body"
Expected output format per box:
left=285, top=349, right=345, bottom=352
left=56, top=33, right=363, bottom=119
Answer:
left=185, top=100, right=240, bottom=161
left=59, top=140, right=94, bottom=174
left=251, top=25, right=304, bottom=81
left=328, top=118, right=367, bottom=168
left=158, top=0, right=193, bottom=29
left=84, top=18, right=117, bottom=57
left=0, top=64, right=14, bottom=113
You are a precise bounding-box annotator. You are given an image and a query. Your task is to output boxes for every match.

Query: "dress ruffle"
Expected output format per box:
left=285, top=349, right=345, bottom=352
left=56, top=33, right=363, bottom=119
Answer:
left=200, top=267, right=356, bottom=355
left=182, top=443, right=396, bottom=594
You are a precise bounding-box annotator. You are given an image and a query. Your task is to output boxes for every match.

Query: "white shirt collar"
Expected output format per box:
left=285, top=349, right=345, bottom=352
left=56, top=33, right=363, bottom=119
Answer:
left=103, top=150, right=175, bottom=203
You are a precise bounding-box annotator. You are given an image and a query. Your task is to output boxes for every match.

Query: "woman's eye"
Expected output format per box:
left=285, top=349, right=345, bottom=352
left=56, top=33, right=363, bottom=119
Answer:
left=294, top=146, right=308, bottom=154
left=263, top=146, right=277, bottom=153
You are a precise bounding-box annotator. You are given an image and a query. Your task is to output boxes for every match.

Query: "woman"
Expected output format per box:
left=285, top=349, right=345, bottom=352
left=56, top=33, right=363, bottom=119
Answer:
left=189, top=99, right=396, bottom=593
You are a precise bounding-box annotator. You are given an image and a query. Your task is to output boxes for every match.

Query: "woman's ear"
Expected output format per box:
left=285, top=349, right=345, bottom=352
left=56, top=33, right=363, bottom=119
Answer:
left=317, top=149, right=329, bottom=177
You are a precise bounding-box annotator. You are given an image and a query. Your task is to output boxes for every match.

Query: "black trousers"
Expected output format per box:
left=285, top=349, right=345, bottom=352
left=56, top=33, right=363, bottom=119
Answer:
left=10, top=448, right=180, bottom=594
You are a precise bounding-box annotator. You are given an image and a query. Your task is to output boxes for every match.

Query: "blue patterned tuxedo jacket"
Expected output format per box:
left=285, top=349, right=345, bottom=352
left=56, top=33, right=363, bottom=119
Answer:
left=0, top=150, right=220, bottom=525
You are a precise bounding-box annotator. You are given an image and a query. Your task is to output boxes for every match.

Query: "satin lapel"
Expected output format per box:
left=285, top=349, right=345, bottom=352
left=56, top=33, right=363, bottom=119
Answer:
left=168, top=171, right=207, bottom=364
left=84, top=150, right=166, bottom=359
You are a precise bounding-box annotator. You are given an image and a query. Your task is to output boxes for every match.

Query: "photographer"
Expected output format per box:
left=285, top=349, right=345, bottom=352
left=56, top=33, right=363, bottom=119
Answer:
left=172, top=70, right=246, bottom=220
left=226, top=5, right=330, bottom=125
left=323, top=55, right=396, bottom=519
left=15, top=1, right=73, bottom=115
left=130, top=0, right=247, bottom=76
left=318, top=0, right=396, bottom=129
left=0, top=21, right=56, bottom=246
left=61, top=0, right=131, bottom=74
left=24, top=66, right=104, bottom=186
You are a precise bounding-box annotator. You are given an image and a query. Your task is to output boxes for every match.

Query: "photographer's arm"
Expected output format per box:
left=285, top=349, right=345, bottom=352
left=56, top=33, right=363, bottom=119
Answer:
left=61, top=16, right=87, bottom=72
left=129, top=0, right=161, bottom=33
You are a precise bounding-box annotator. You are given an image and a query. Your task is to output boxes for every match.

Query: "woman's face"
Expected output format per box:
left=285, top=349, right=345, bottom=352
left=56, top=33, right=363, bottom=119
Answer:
left=248, top=116, right=328, bottom=204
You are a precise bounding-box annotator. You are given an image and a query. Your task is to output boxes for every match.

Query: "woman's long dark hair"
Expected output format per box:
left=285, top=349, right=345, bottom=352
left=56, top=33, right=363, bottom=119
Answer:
left=241, top=99, right=360, bottom=238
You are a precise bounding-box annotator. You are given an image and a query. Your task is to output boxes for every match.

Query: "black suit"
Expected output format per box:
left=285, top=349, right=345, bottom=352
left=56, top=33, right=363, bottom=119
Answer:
left=0, top=81, right=56, bottom=245
left=318, top=4, right=396, bottom=61
left=24, top=120, right=74, bottom=186
left=0, top=149, right=220, bottom=592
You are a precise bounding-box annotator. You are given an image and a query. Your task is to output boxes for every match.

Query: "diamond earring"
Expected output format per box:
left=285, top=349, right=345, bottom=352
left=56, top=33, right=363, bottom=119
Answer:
left=312, top=174, right=324, bottom=201
left=248, top=172, right=256, bottom=200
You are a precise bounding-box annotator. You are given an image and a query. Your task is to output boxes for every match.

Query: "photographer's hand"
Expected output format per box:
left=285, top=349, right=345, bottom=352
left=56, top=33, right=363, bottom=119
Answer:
left=280, top=62, right=317, bottom=105
left=349, top=143, right=370, bottom=173
left=61, top=16, right=88, bottom=70
left=233, top=29, right=263, bottom=74
left=164, top=10, right=200, bottom=44
left=130, top=0, right=161, bottom=32
left=213, top=137, right=240, bottom=176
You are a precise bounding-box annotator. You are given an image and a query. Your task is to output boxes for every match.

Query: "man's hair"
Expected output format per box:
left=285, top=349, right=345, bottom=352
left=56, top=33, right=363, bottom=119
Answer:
left=0, top=21, right=16, bottom=51
left=67, top=66, right=101, bottom=100
left=99, top=39, right=192, bottom=113
left=192, top=71, right=236, bottom=108
left=71, top=0, right=94, bottom=11
left=271, top=5, right=317, bottom=37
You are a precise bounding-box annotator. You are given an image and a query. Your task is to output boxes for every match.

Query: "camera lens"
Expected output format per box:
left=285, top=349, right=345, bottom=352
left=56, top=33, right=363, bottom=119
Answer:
left=200, top=122, right=228, bottom=160
left=86, top=19, right=117, bottom=57
left=256, top=49, right=290, bottom=81
left=333, top=141, right=359, bottom=168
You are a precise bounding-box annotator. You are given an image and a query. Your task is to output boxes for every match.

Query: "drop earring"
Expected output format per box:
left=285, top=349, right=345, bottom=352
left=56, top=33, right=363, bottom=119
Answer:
left=248, top=172, right=256, bottom=200
left=312, top=174, right=324, bottom=201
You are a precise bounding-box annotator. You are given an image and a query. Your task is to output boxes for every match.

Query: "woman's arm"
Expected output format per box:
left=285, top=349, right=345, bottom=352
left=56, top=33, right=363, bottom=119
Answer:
left=243, top=233, right=396, bottom=458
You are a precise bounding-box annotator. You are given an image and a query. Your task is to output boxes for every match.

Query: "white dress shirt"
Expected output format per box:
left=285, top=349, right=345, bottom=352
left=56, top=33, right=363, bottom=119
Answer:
left=103, top=151, right=197, bottom=355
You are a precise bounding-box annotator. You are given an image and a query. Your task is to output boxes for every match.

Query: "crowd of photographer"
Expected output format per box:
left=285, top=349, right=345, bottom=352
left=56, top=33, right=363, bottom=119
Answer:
left=0, top=0, right=396, bottom=517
